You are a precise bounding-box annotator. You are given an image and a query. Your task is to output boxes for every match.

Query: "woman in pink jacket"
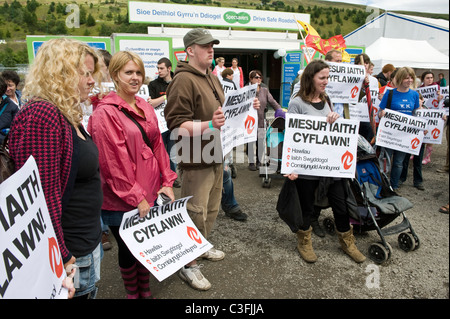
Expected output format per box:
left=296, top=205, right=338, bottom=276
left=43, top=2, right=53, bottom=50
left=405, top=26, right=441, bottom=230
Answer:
left=88, top=51, right=177, bottom=299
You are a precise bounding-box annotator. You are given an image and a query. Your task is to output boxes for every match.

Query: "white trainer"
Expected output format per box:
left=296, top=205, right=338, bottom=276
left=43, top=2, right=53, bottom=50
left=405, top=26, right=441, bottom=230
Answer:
left=178, top=264, right=211, bottom=291
left=199, top=248, right=225, bottom=261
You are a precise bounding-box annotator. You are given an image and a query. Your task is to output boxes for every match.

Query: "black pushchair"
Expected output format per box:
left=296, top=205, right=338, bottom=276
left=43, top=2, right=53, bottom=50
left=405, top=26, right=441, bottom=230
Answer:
left=323, top=135, right=420, bottom=264
left=260, top=116, right=285, bottom=188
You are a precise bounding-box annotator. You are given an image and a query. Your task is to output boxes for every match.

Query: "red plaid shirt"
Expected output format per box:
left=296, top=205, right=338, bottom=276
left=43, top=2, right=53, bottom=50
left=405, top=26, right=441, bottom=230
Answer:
left=9, top=99, right=74, bottom=263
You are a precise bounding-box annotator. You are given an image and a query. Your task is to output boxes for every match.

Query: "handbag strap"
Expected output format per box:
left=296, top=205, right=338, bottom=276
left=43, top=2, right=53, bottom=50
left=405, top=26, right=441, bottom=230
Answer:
left=114, top=105, right=153, bottom=152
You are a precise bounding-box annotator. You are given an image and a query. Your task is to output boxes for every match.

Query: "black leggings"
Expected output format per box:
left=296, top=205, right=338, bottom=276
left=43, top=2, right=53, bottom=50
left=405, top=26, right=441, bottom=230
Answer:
left=109, top=226, right=137, bottom=269
left=295, top=178, right=351, bottom=233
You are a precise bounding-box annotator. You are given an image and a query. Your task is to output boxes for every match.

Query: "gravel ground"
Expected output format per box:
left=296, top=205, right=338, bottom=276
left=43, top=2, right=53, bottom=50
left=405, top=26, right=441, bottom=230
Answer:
left=97, top=142, right=449, bottom=304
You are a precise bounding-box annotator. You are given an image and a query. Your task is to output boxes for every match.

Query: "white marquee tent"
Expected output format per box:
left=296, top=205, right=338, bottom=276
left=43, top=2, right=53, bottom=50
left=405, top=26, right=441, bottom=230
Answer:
left=366, top=37, right=449, bottom=73
left=344, top=12, right=449, bottom=74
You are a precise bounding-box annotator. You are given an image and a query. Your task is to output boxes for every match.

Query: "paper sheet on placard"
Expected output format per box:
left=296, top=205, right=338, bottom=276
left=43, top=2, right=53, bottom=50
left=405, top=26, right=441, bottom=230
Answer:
left=153, top=101, right=168, bottom=133
left=415, top=109, right=445, bottom=144
left=221, top=84, right=258, bottom=158
left=438, top=86, right=449, bottom=113
left=416, top=85, right=440, bottom=109
left=325, top=62, right=366, bottom=104
left=0, top=156, right=68, bottom=299
left=119, top=196, right=212, bottom=282
left=281, top=114, right=360, bottom=178
left=348, top=76, right=380, bottom=123
left=376, top=109, right=427, bottom=155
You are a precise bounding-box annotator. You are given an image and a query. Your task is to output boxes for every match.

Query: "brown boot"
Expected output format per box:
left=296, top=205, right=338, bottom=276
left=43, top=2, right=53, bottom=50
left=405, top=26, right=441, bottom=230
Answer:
left=296, top=227, right=317, bottom=263
left=337, top=226, right=366, bottom=263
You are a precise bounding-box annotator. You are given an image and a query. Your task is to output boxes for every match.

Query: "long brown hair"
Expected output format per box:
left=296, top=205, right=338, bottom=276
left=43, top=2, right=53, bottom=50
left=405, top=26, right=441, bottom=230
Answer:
left=297, top=59, right=330, bottom=103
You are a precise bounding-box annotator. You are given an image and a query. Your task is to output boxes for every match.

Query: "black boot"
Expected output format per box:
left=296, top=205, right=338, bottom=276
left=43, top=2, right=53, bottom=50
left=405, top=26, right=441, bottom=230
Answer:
left=311, top=219, right=325, bottom=237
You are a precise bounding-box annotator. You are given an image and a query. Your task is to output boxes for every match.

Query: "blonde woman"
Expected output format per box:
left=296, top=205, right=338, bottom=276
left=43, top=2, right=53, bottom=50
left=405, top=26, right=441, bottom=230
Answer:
left=9, top=38, right=103, bottom=298
left=230, top=58, right=244, bottom=88
left=88, top=51, right=177, bottom=299
left=379, top=67, right=421, bottom=191
left=212, top=57, right=226, bottom=82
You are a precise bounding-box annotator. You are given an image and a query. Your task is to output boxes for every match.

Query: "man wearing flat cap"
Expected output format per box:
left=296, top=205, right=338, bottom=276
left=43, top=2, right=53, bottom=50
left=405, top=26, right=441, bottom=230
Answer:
left=165, top=28, right=226, bottom=291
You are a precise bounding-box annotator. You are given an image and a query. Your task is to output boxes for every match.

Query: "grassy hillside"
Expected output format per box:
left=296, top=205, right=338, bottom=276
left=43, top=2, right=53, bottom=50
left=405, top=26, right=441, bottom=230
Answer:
left=0, top=0, right=448, bottom=66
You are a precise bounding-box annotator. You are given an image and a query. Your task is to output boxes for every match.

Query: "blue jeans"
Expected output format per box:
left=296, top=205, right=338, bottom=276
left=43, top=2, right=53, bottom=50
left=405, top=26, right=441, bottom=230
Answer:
left=400, top=145, right=425, bottom=186
left=386, top=148, right=408, bottom=189
left=221, top=168, right=240, bottom=214
left=73, top=242, right=103, bottom=298
left=162, top=130, right=177, bottom=173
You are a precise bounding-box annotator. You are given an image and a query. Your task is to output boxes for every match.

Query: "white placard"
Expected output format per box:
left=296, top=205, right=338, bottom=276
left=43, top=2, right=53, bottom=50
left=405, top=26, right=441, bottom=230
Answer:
left=220, top=84, right=258, bottom=157
left=348, top=76, right=380, bottom=123
left=119, top=197, right=212, bottom=282
left=1, top=156, right=68, bottom=299
left=416, top=85, right=440, bottom=109
left=281, top=114, right=360, bottom=178
left=438, top=86, right=449, bottom=113
left=326, top=62, right=366, bottom=104
left=415, top=109, right=445, bottom=144
left=376, top=109, right=427, bottom=155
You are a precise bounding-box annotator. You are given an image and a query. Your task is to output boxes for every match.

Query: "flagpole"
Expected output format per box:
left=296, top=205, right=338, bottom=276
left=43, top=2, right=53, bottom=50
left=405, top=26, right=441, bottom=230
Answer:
left=295, top=18, right=313, bottom=64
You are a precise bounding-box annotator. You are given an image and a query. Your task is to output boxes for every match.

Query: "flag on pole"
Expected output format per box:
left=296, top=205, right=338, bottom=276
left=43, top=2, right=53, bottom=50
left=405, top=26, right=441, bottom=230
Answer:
left=296, top=20, right=346, bottom=56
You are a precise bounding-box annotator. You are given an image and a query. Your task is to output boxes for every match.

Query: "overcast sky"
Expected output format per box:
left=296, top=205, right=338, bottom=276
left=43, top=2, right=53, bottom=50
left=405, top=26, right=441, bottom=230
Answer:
left=322, top=0, right=449, bottom=14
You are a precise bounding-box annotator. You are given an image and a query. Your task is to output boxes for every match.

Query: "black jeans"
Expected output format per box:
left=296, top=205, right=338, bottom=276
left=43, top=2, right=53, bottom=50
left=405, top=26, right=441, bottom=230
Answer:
left=295, top=178, right=351, bottom=233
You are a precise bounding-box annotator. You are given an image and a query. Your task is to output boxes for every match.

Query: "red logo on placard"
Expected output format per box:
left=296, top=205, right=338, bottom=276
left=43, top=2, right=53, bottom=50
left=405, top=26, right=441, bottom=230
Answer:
left=350, top=86, right=359, bottom=99
left=187, top=226, right=202, bottom=244
left=432, top=99, right=438, bottom=108
left=431, top=128, right=440, bottom=139
left=245, top=115, right=256, bottom=134
left=411, top=138, right=420, bottom=149
left=341, top=151, right=354, bottom=170
left=48, top=237, right=64, bottom=278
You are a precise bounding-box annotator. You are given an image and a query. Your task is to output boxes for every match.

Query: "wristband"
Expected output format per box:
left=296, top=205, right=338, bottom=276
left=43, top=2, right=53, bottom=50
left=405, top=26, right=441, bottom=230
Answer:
left=208, top=120, right=215, bottom=131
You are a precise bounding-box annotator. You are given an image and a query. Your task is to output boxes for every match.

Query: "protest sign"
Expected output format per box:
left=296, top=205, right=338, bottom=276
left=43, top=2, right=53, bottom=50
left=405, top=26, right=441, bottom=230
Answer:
left=281, top=114, right=360, bottom=178
left=438, top=86, right=449, bottom=113
left=119, top=196, right=212, bottom=282
left=348, top=76, right=380, bottom=123
left=416, top=85, right=439, bottom=109
left=153, top=102, right=168, bottom=133
left=376, top=109, right=426, bottom=155
left=326, top=62, right=365, bottom=104
left=415, top=109, right=445, bottom=144
left=221, top=84, right=258, bottom=157
left=1, top=156, right=68, bottom=299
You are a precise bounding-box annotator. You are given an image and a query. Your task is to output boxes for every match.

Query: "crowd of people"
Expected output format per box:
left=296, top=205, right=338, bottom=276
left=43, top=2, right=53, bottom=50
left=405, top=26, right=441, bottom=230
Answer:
left=0, top=27, right=448, bottom=299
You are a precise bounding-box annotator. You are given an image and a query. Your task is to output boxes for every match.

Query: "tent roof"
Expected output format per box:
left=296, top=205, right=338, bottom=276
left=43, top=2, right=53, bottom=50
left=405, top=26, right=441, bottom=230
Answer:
left=344, top=12, right=449, bottom=56
left=366, top=37, right=449, bottom=71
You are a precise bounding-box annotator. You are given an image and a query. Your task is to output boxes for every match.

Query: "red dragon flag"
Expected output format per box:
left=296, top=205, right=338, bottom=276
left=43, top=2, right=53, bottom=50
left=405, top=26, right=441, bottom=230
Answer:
left=296, top=20, right=346, bottom=56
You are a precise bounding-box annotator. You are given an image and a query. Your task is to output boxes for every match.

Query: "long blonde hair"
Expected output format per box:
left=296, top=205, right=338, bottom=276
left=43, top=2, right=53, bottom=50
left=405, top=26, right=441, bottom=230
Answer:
left=23, top=38, right=100, bottom=126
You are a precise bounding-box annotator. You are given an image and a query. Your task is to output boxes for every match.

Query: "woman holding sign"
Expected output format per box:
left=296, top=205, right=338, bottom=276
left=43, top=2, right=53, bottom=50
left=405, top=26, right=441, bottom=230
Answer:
left=379, top=67, right=421, bottom=192
left=88, top=51, right=177, bottom=298
left=419, top=71, right=443, bottom=165
left=9, top=38, right=103, bottom=298
left=286, top=59, right=365, bottom=264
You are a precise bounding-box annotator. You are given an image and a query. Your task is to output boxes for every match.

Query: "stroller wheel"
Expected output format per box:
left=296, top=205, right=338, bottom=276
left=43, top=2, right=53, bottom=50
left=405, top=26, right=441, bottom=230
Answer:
left=368, top=242, right=391, bottom=264
left=323, top=217, right=335, bottom=235
left=398, top=232, right=416, bottom=252
left=261, top=177, right=271, bottom=188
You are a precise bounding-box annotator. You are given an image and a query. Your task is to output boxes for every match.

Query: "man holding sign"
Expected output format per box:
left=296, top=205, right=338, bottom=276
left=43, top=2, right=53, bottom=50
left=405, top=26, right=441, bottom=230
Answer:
left=284, top=60, right=365, bottom=264
left=165, top=28, right=259, bottom=291
left=378, top=67, right=422, bottom=191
